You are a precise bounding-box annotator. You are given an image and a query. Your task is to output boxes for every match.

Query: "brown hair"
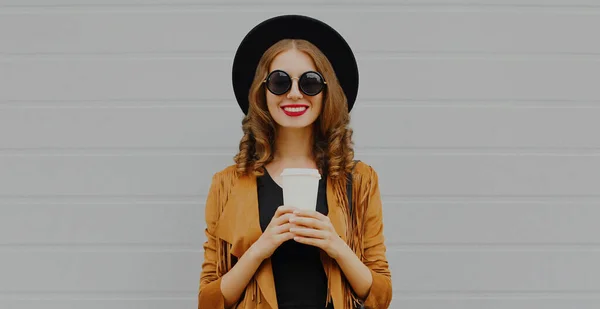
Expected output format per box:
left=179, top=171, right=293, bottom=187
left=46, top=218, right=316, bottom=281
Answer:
left=233, top=39, right=355, bottom=179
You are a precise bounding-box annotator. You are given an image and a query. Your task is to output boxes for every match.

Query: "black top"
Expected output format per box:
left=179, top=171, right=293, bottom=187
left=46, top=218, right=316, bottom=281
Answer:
left=257, top=168, right=334, bottom=309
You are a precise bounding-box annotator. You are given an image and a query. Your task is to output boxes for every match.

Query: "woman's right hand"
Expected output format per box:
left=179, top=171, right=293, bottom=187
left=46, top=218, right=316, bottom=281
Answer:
left=251, top=205, right=297, bottom=261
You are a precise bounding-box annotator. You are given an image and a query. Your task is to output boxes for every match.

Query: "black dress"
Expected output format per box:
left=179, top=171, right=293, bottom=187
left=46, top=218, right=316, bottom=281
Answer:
left=257, top=168, right=334, bottom=309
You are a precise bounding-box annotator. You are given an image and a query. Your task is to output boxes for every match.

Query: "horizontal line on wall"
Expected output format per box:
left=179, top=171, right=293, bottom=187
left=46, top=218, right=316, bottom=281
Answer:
left=393, top=290, right=600, bottom=299
left=356, top=100, right=600, bottom=108
left=390, top=243, right=600, bottom=252
left=4, top=243, right=600, bottom=252
left=0, top=197, right=204, bottom=205
left=0, top=243, right=201, bottom=252
left=1, top=98, right=600, bottom=108
left=0, top=194, right=206, bottom=201
left=2, top=3, right=600, bottom=12
left=382, top=195, right=600, bottom=203
left=4, top=51, right=600, bottom=60
left=0, top=290, right=193, bottom=300
left=2, top=147, right=600, bottom=156
left=359, top=147, right=600, bottom=156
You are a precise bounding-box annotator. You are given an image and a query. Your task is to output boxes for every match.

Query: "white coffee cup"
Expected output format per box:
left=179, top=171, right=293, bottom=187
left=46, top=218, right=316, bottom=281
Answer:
left=280, top=168, right=321, bottom=211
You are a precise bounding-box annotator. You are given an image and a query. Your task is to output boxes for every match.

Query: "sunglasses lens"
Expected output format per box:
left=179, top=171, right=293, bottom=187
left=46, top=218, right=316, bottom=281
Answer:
left=300, top=72, right=325, bottom=96
left=266, top=71, right=291, bottom=95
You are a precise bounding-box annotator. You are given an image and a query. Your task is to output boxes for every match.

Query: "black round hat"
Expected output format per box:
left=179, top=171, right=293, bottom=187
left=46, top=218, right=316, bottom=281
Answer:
left=231, top=14, right=359, bottom=115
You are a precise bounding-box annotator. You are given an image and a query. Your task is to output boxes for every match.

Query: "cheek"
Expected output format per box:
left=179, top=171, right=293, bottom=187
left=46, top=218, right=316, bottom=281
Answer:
left=265, top=93, right=279, bottom=112
left=311, top=96, right=324, bottom=114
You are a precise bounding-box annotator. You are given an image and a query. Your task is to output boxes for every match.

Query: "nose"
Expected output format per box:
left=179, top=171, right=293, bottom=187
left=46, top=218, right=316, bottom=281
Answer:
left=286, top=78, right=303, bottom=100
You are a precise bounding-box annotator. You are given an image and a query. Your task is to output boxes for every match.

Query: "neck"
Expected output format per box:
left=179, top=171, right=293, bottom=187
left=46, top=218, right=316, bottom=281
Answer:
left=272, top=126, right=315, bottom=167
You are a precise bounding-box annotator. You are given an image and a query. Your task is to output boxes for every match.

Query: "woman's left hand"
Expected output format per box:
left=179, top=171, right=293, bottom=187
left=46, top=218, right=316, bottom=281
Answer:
left=289, top=209, right=348, bottom=260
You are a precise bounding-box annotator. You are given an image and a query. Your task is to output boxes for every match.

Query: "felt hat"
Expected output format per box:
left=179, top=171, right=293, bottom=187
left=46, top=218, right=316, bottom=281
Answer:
left=231, top=14, right=359, bottom=115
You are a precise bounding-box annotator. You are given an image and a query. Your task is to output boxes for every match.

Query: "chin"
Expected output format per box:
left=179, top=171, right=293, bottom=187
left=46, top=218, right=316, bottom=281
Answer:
left=274, top=119, right=313, bottom=129
left=274, top=114, right=319, bottom=129
left=283, top=123, right=312, bottom=129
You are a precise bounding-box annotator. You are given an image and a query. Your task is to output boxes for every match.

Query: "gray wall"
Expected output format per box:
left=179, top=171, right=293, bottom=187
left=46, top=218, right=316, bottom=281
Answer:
left=1, top=1, right=600, bottom=308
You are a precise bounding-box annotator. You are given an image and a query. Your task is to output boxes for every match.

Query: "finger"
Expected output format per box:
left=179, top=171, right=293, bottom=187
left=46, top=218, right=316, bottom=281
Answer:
left=293, top=236, right=325, bottom=248
left=289, top=216, right=327, bottom=230
left=293, top=209, right=329, bottom=221
left=273, top=223, right=292, bottom=234
left=290, top=227, right=327, bottom=239
left=289, top=222, right=301, bottom=230
left=276, top=232, right=296, bottom=243
left=274, top=205, right=298, bottom=218
left=272, top=213, right=295, bottom=227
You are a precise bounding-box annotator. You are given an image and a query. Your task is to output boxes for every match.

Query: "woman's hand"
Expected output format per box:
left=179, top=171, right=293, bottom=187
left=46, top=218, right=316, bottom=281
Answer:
left=288, top=209, right=347, bottom=260
left=250, top=205, right=297, bottom=261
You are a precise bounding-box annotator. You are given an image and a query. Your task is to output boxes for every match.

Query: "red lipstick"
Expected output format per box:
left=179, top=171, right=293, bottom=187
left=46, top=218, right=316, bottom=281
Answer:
left=281, top=104, right=308, bottom=117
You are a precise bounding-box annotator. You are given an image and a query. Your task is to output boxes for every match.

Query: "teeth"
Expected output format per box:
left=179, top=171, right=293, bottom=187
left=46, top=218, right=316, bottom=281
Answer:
left=283, top=106, right=307, bottom=112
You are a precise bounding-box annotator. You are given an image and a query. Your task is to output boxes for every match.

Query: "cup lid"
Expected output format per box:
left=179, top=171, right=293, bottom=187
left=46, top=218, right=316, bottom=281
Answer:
left=280, top=168, right=321, bottom=179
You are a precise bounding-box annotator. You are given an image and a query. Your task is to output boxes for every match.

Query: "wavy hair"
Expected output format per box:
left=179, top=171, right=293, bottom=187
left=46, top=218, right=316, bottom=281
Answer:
left=233, top=39, right=355, bottom=179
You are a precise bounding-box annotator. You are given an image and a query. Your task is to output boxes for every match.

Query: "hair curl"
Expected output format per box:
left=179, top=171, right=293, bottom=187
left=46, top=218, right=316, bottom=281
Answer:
left=233, top=39, right=355, bottom=179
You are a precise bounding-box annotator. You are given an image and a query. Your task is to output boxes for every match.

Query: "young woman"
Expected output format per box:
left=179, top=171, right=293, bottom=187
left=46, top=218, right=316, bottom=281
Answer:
left=198, top=15, right=392, bottom=309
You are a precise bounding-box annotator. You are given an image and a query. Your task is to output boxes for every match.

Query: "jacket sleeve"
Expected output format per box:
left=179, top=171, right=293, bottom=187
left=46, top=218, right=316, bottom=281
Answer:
left=198, top=173, right=226, bottom=309
left=360, top=166, right=393, bottom=309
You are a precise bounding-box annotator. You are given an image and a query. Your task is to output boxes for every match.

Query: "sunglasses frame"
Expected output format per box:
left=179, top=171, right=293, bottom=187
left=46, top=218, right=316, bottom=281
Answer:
left=262, top=69, right=327, bottom=96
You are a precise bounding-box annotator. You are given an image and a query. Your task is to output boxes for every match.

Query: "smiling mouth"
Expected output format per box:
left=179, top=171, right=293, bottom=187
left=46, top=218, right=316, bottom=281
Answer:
left=281, top=105, right=308, bottom=117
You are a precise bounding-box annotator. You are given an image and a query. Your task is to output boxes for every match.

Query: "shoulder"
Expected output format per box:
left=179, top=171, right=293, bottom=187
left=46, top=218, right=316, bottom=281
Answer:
left=350, top=160, right=381, bottom=191
left=206, top=164, right=241, bottom=199
left=204, top=164, right=240, bottom=226
left=352, top=160, right=379, bottom=180
left=211, top=164, right=239, bottom=181
left=207, top=164, right=241, bottom=194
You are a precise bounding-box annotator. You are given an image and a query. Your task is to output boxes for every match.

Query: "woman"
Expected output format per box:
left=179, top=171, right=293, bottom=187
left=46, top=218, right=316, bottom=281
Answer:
left=198, top=15, right=392, bottom=309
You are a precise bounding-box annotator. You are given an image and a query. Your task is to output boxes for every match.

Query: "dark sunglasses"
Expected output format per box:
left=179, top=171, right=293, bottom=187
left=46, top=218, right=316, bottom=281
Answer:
left=263, top=70, right=327, bottom=96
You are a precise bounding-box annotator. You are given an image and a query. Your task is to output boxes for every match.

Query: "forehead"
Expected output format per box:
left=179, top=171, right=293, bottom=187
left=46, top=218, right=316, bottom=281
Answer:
left=269, top=49, right=317, bottom=75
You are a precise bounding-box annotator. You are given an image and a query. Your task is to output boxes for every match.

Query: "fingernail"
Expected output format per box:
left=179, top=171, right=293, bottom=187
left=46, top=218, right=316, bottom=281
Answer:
left=293, top=210, right=300, bottom=214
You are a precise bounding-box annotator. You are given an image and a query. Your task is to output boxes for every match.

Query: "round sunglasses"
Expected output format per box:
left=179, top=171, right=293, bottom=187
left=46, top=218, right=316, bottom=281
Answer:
left=263, top=70, right=327, bottom=96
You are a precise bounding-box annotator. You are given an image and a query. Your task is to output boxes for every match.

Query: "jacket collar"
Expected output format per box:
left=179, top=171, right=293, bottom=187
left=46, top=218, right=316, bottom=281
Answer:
left=214, top=172, right=346, bottom=309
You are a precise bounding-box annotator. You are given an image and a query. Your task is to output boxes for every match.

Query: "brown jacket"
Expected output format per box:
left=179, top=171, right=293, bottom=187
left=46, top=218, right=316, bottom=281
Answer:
left=198, top=161, right=392, bottom=309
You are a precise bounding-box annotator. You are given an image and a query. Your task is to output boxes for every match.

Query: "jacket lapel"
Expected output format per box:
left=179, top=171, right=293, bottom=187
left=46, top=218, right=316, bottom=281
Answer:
left=213, top=173, right=262, bottom=258
left=213, top=173, right=279, bottom=309
left=324, top=176, right=346, bottom=309
left=326, top=176, right=348, bottom=244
